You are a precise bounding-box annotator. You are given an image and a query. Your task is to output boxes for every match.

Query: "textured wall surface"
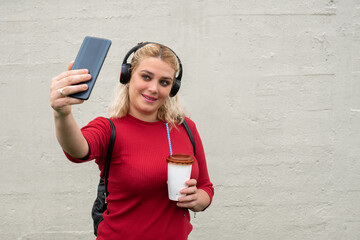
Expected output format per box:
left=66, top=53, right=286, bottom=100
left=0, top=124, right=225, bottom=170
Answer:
left=1, top=0, right=360, bottom=239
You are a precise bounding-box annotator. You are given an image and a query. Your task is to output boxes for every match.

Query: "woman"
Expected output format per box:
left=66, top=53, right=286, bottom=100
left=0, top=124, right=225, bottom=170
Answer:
left=50, top=42, right=214, bottom=239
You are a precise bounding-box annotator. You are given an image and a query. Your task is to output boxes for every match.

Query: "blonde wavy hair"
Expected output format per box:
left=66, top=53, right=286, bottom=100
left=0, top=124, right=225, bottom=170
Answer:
left=108, top=43, right=186, bottom=126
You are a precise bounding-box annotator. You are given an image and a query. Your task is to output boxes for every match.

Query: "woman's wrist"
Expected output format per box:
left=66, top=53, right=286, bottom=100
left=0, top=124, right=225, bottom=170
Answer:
left=53, top=107, right=72, bottom=119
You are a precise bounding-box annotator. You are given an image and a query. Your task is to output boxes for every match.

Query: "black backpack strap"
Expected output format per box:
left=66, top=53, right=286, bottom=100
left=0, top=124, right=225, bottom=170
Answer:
left=182, top=119, right=196, bottom=156
left=104, top=118, right=116, bottom=198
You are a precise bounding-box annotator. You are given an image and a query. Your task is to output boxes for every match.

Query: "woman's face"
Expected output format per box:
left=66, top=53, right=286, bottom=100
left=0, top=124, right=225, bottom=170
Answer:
left=128, top=57, right=175, bottom=122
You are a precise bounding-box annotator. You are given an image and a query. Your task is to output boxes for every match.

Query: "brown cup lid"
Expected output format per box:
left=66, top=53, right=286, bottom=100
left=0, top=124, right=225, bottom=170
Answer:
left=167, top=154, right=194, bottom=165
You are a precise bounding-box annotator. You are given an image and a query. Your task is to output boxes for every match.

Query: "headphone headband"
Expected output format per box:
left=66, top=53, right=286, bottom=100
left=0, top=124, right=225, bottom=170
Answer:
left=120, top=42, right=182, bottom=97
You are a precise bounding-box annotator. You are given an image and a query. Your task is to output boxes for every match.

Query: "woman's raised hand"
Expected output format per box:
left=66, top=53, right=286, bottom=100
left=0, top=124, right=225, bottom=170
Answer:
left=50, top=61, right=91, bottom=117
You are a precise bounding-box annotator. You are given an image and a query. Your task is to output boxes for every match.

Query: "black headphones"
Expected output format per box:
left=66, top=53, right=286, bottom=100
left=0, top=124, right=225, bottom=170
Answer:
left=120, top=42, right=183, bottom=97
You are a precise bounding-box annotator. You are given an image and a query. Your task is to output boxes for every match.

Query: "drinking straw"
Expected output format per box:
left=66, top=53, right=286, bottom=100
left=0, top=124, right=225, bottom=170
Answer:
left=166, top=123, right=173, bottom=155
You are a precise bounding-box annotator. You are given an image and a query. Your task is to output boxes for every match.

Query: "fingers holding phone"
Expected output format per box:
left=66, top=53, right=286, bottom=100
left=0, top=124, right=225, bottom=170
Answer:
left=50, top=64, right=91, bottom=116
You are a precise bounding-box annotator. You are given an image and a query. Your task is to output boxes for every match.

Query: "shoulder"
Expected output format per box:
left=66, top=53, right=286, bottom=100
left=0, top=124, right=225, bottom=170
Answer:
left=183, top=116, right=197, bottom=130
left=87, top=116, right=129, bottom=127
left=81, top=116, right=113, bottom=135
left=181, top=117, right=202, bottom=139
left=85, top=116, right=111, bottom=128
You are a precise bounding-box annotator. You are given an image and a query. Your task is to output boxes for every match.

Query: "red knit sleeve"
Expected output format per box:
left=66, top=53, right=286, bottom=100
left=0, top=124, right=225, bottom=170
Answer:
left=184, top=117, right=214, bottom=205
left=64, top=117, right=111, bottom=173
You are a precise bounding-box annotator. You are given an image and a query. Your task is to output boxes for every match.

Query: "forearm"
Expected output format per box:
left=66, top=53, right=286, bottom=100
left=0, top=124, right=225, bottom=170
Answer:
left=54, top=111, right=89, bottom=159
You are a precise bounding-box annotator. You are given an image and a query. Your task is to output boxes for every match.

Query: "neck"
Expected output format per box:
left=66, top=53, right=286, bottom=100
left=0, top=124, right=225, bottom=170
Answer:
left=128, top=111, right=158, bottom=122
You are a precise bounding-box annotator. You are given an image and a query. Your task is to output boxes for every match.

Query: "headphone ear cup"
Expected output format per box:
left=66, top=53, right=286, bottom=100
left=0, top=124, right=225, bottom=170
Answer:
left=120, top=63, right=131, bottom=84
left=170, top=78, right=181, bottom=97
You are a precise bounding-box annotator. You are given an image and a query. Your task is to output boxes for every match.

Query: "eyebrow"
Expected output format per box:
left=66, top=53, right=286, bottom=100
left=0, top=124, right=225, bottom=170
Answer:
left=139, top=70, right=173, bottom=81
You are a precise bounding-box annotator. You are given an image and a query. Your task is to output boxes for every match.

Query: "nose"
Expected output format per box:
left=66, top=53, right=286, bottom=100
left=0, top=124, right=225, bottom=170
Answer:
left=147, top=80, right=159, bottom=93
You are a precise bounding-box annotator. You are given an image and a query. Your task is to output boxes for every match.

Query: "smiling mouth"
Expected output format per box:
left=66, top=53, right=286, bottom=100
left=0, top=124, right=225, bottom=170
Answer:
left=142, top=94, right=157, bottom=103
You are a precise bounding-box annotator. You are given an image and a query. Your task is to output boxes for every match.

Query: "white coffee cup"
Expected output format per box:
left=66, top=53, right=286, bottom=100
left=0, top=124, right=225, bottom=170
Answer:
left=167, top=154, right=194, bottom=201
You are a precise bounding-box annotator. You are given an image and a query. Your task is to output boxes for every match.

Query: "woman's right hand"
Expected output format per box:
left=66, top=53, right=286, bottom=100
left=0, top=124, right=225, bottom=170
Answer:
left=50, top=61, right=91, bottom=117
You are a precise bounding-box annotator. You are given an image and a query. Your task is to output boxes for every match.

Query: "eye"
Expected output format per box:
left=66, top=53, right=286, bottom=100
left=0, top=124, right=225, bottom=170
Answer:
left=141, top=74, right=151, bottom=81
left=160, top=80, right=171, bottom=87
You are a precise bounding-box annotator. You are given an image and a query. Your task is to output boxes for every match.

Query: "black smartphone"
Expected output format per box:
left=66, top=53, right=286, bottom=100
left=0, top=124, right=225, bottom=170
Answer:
left=69, top=36, right=112, bottom=100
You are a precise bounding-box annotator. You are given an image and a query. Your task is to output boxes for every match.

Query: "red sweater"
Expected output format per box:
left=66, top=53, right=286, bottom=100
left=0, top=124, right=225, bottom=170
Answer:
left=65, top=114, right=214, bottom=240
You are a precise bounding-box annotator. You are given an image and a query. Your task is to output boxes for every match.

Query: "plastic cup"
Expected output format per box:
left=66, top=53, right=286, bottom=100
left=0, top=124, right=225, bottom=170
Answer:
left=167, top=154, right=194, bottom=201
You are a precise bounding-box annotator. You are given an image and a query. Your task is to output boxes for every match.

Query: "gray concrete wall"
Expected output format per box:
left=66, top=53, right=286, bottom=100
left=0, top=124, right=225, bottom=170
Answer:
left=1, top=0, right=360, bottom=239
